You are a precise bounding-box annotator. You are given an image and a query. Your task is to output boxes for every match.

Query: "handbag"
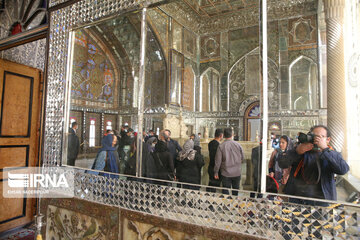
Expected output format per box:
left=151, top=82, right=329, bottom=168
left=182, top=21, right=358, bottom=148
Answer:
left=153, top=152, right=175, bottom=181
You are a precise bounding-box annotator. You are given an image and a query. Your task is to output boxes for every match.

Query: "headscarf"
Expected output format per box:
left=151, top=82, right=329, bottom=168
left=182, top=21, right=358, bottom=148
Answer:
left=146, top=137, right=157, bottom=153
left=178, top=139, right=196, bottom=161
left=284, top=135, right=294, bottom=151
left=98, top=134, right=118, bottom=176
left=99, top=134, right=116, bottom=152
left=278, top=135, right=293, bottom=152
left=146, top=136, right=157, bottom=145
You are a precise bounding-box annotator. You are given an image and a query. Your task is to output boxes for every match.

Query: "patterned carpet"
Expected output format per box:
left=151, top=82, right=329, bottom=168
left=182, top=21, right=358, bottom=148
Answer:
left=0, top=229, right=35, bottom=240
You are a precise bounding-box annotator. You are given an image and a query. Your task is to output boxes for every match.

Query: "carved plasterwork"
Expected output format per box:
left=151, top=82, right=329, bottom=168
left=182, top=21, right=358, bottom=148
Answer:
left=196, top=118, right=217, bottom=137
left=268, top=58, right=280, bottom=109
left=204, top=37, right=218, bottom=57
left=201, top=34, right=220, bottom=60
left=269, top=109, right=319, bottom=117
left=127, top=221, right=142, bottom=240
left=229, top=47, right=279, bottom=111
left=239, top=96, right=259, bottom=116
left=183, top=28, right=196, bottom=57
left=182, top=65, right=195, bottom=111
left=179, top=113, right=189, bottom=138
left=159, top=2, right=202, bottom=34
left=143, top=227, right=173, bottom=240
left=288, top=48, right=317, bottom=64
left=41, top=199, right=119, bottom=240
left=229, top=54, right=246, bottom=111
left=348, top=53, right=360, bottom=88
left=157, top=0, right=316, bottom=35
left=162, top=114, right=188, bottom=138
left=245, top=52, right=260, bottom=96
left=275, top=116, right=319, bottom=138
left=289, top=16, right=317, bottom=48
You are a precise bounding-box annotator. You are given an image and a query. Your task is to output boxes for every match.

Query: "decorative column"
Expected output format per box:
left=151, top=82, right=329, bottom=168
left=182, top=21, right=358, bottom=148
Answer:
left=323, top=0, right=347, bottom=155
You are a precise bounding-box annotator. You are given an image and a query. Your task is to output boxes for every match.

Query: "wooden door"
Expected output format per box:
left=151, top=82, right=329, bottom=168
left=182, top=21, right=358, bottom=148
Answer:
left=0, top=59, right=42, bottom=232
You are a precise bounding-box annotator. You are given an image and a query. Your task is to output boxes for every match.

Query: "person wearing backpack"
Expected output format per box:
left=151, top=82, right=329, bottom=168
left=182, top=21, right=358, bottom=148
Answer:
left=280, top=125, right=349, bottom=202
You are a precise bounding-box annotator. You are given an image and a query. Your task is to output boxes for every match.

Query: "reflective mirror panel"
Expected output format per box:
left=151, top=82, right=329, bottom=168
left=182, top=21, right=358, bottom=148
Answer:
left=64, top=0, right=360, bottom=205
left=65, top=1, right=262, bottom=194
left=143, top=1, right=262, bottom=192
left=264, top=0, right=360, bottom=204
left=66, top=11, right=142, bottom=172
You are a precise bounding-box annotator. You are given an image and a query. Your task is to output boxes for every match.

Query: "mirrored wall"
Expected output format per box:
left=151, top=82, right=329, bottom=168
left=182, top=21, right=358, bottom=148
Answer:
left=63, top=0, right=360, bottom=205
left=263, top=0, right=359, bottom=204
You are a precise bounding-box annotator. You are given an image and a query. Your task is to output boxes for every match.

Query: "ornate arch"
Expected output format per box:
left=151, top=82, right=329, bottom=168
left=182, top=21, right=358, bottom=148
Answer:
left=143, top=227, right=173, bottom=240
left=182, top=65, right=195, bottom=111
left=244, top=101, right=260, bottom=141
left=228, top=47, right=279, bottom=111
left=200, top=67, right=220, bottom=112
left=71, top=28, right=120, bottom=107
left=289, top=55, right=318, bottom=110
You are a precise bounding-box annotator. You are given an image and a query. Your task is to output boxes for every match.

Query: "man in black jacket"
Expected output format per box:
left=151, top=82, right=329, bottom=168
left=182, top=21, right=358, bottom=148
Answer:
left=164, top=129, right=182, bottom=167
left=67, top=122, right=80, bottom=166
left=153, top=130, right=175, bottom=182
left=207, top=128, right=223, bottom=192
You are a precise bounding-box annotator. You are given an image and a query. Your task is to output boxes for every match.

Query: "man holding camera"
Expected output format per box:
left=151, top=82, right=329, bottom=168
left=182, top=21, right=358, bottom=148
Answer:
left=281, top=125, right=349, bottom=202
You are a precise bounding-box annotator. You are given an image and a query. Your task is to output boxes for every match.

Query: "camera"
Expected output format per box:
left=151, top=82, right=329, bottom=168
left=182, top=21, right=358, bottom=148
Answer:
left=297, top=132, right=315, bottom=143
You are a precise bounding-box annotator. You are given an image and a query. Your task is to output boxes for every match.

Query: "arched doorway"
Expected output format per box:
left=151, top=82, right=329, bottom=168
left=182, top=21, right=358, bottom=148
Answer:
left=244, top=101, right=260, bottom=141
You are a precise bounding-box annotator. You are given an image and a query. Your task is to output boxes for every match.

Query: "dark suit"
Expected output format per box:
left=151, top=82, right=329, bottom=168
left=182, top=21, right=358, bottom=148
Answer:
left=67, top=128, right=80, bottom=166
left=207, top=139, right=221, bottom=192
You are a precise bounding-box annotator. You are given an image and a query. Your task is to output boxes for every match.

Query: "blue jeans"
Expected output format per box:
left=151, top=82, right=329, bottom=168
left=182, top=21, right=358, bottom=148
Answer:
left=222, top=175, right=241, bottom=196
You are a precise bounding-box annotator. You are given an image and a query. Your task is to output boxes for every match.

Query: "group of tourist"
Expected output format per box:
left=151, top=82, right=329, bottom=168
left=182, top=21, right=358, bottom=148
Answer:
left=68, top=122, right=349, bottom=201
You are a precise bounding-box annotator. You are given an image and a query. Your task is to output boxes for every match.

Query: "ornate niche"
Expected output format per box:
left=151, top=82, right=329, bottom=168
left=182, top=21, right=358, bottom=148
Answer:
left=229, top=47, right=279, bottom=112
left=289, top=55, right=318, bottom=110
left=288, top=16, right=317, bottom=49
left=200, top=34, right=220, bottom=60
left=170, top=49, right=184, bottom=105
left=200, top=67, right=220, bottom=112
left=145, top=22, right=167, bottom=108
left=182, top=65, right=195, bottom=111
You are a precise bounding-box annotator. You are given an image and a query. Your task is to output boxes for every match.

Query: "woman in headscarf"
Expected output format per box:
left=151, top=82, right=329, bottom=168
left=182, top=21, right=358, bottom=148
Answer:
left=152, top=131, right=174, bottom=182
left=268, top=135, right=293, bottom=188
left=176, top=139, right=205, bottom=189
left=90, top=133, right=119, bottom=178
left=146, top=137, right=157, bottom=153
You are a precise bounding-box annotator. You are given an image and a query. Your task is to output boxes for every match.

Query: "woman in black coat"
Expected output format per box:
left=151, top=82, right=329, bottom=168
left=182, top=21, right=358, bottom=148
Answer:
left=152, top=139, right=175, bottom=181
left=176, top=139, right=205, bottom=190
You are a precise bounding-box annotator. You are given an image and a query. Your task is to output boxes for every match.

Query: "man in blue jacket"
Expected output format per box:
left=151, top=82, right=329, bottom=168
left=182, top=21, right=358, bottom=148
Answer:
left=282, top=125, right=349, bottom=202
